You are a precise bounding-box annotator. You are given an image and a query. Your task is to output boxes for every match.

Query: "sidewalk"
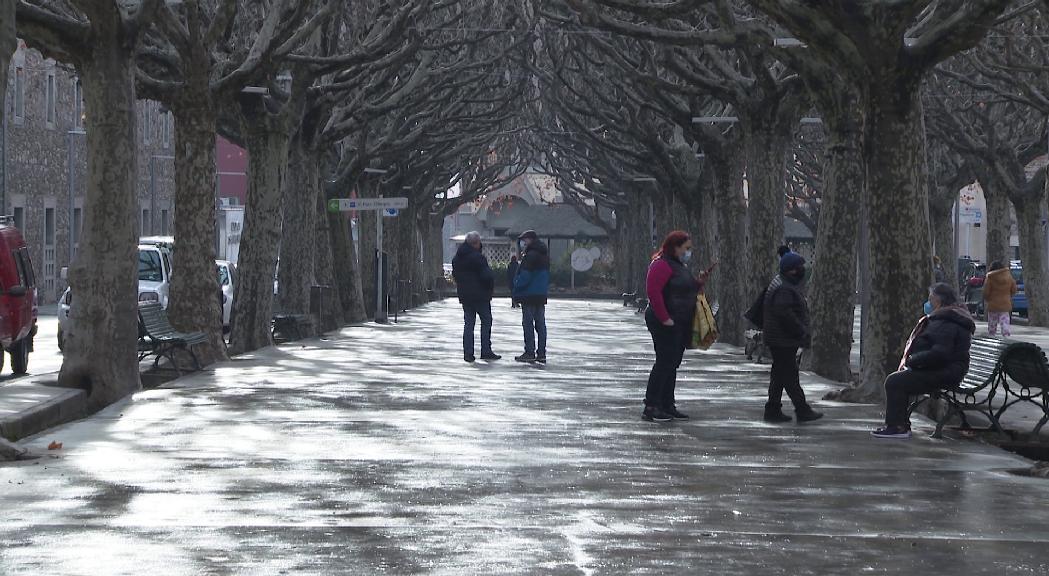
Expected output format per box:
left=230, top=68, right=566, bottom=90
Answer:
left=2, top=299, right=1047, bottom=574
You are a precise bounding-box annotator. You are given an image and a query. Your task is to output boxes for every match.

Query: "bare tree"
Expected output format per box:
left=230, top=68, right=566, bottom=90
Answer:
left=17, top=0, right=162, bottom=409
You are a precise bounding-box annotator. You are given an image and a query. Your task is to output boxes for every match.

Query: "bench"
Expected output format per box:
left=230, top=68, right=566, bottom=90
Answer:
left=906, top=337, right=1049, bottom=438
left=272, top=314, right=314, bottom=343
left=995, top=342, right=1049, bottom=435
left=622, top=292, right=638, bottom=307
left=138, top=303, right=208, bottom=375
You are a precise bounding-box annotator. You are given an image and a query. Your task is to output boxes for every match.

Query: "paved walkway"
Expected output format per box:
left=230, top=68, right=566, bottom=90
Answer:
left=2, top=299, right=1048, bottom=575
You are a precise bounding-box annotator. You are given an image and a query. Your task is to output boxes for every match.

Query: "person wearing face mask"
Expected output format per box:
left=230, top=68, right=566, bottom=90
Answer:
left=761, top=252, right=824, bottom=423
left=872, top=283, right=975, bottom=439
left=642, top=231, right=710, bottom=422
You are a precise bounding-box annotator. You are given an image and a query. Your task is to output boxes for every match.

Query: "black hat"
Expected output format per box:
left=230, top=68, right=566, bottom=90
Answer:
left=518, top=230, right=538, bottom=240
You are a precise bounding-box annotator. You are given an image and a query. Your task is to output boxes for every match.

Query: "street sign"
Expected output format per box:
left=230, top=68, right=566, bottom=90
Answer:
left=960, top=207, right=983, bottom=225
left=571, top=247, right=600, bottom=272
left=327, top=197, right=409, bottom=213
left=382, top=208, right=399, bottom=218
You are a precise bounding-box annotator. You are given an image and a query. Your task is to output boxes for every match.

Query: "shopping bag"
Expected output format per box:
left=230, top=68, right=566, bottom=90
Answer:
left=691, top=294, right=719, bottom=350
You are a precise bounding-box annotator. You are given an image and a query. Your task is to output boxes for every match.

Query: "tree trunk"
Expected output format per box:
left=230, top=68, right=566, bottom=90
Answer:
left=744, top=129, right=789, bottom=293
left=329, top=210, right=367, bottom=322
left=58, top=28, right=142, bottom=409
left=1013, top=194, right=1049, bottom=326
left=929, top=189, right=956, bottom=286
left=850, top=82, right=932, bottom=403
left=806, top=117, right=863, bottom=383
left=982, top=178, right=1012, bottom=266
left=277, top=136, right=317, bottom=328
left=626, top=187, right=652, bottom=297
left=313, top=173, right=343, bottom=332
left=358, top=196, right=378, bottom=319
left=229, top=121, right=289, bottom=354
left=168, top=108, right=227, bottom=363
left=710, top=154, right=748, bottom=346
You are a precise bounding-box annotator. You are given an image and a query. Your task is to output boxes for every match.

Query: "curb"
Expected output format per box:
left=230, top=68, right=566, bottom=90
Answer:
left=0, top=387, right=87, bottom=442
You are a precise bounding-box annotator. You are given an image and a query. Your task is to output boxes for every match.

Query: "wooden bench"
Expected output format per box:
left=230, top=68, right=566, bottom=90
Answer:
left=996, top=342, right=1049, bottom=435
left=138, top=303, right=208, bottom=375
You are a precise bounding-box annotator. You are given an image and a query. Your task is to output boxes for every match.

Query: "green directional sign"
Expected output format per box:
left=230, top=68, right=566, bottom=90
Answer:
left=327, top=199, right=341, bottom=213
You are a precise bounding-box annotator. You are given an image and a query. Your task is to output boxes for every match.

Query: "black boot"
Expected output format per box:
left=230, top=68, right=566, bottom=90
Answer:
left=763, top=402, right=792, bottom=423
left=795, top=406, right=824, bottom=423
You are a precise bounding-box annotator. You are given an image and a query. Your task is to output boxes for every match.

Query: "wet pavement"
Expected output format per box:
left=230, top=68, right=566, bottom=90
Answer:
left=2, top=299, right=1048, bottom=575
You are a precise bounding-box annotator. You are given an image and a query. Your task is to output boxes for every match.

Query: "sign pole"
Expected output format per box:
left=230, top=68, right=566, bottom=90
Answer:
left=376, top=194, right=385, bottom=323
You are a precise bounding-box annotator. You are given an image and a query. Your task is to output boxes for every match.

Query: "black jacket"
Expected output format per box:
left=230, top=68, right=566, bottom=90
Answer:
left=762, top=274, right=810, bottom=349
left=452, top=243, right=495, bottom=303
left=903, top=306, right=976, bottom=385
left=507, top=259, right=520, bottom=291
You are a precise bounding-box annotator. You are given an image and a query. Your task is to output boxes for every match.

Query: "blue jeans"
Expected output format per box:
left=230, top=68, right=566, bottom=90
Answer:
left=463, top=300, right=493, bottom=357
left=522, top=304, right=547, bottom=356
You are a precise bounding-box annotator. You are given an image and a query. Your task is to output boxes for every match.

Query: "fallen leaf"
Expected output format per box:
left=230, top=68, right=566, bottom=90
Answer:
left=48, top=441, right=63, bottom=450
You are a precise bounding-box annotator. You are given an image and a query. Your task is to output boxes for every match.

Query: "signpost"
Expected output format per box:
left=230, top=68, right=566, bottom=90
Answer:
left=329, top=196, right=409, bottom=323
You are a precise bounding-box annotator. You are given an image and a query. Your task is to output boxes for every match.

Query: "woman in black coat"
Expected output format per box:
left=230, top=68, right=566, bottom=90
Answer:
left=872, top=283, right=975, bottom=439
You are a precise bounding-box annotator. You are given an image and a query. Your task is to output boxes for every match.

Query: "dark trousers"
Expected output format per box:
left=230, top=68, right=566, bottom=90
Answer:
left=462, top=300, right=493, bottom=356
left=768, top=346, right=809, bottom=411
left=522, top=304, right=547, bottom=355
left=645, top=315, right=688, bottom=409
left=884, top=369, right=943, bottom=427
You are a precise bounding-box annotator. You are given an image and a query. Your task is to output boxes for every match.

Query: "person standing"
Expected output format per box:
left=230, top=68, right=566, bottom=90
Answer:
left=872, top=283, right=975, bottom=438
left=762, top=252, right=824, bottom=423
left=513, top=230, right=550, bottom=363
left=452, top=231, right=500, bottom=363
left=507, top=254, right=521, bottom=309
left=982, top=261, right=1017, bottom=337
left=642, top=231, right=708, bottom=423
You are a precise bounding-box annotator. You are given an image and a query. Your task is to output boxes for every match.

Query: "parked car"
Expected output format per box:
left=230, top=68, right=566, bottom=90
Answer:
left=57, top=243, right=173, bottom=351
left=217, top=260, right=236, bottom=330
left=0, top=219, right=38, bottom=374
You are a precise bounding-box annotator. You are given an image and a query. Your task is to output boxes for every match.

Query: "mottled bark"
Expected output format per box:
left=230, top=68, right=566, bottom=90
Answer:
left=1012, top=194, right=1049, bottom=325
left=169, top=109, right=226, bottom=363
left=356, top=183, right=380, bottom=319
left=981, top=176, right=1013, bottom=266
left=806, top=117, right=863, bottom=384
left=929, top=190, right=957, bottom=286
left=329, top=211, right=367, bottom=322
left=277, top=137, right=317, bottom=327
left=626, top=187, right=652, bottom=297
left=744, top=129, right=790, bottom=294
left=851, top=83, right=933, bottom=403
left=313, top=175, right=343, bottom=332
left=710, top=154, right=748, bottom=346
left=1, top=0, right=21, bottom=462
left=58, top=19, right=141, bottom=408
left=229, top=121, right=289, bottom=354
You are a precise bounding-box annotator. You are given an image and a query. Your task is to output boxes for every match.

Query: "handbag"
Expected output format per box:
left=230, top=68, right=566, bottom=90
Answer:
left=690, top=294, right=719, bottom=350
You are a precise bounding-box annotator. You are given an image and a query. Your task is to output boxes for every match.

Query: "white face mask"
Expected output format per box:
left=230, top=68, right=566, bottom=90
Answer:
left=682, top=250, right=693, bottom=263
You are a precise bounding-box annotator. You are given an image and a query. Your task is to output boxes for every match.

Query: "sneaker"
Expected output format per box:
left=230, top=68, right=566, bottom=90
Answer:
left=871, top=426, right=912, bottom=439
left=515, top=353, right=536, bottom=363
left=464, top=355, right=476, bottom=363
left=480, top=353, right=502, bottom=361
left=795, top=409, right=824, bottom=423
left=642, top=406, right=673, bottom=423
left=763, top=410, right=793, bottom=423
left=535, top=354, right=547, bottom=364
left=665, top=406, right=689, bottom=420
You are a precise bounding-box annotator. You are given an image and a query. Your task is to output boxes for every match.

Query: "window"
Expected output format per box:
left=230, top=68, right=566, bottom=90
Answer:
left=73, top=79, right=83, bottom=129
left=162, top=112, right=171, bottom=147
left=143, top=102, right=152, bottom=144
left=161, top=209, right=170, bottom=236
left=46, top=72, right=56, bottom=127
left=44, top=208, right=56, bottom=294
left=141, top=208, right=150, bottom=236
left=14, top=249, right=35, bottom=288
left=138, top=250, right=163, bottom=282
left=14, top=66, right=24, bottom=122
left=45, top=209, right=55, bottom=246
left=12, top=207, right=24, bottom=231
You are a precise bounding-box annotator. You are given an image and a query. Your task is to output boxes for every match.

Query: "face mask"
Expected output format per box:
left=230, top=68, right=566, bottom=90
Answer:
left=923, top=301, right=933, bottom=315
left=682, top=250, right=693, bottom=263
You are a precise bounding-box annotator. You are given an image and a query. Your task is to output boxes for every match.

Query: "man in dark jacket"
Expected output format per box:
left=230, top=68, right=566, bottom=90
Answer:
left=452, top=231, right=500, bottom=363
left=762, top=252, right=824, bottom=423
left=873, top=283, right=975, bottom=439
left=507, top=255, right=520, bottom=308
left=512, top=230, right=551, bottom=363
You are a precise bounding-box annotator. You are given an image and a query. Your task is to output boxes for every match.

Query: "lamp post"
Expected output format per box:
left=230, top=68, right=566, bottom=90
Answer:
left=364, top=167, right=390, bottom=323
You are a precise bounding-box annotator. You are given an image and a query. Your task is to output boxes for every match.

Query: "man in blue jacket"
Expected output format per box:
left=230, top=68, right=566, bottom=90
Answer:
left=452, top=231, right=500, bottom=363
left=512, top=230, right=550, bottom=363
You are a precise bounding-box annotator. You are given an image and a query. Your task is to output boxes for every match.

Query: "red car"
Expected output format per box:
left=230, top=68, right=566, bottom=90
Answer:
left=0, top=219, right=38, bottom=374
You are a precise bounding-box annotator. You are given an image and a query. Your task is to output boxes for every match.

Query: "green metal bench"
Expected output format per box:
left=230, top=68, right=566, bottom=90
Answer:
left=996, top=342, right=1049, bottom=436
left=908, top=336, right=1009, bottom=438
left=138, top=303, right=207, bottom=375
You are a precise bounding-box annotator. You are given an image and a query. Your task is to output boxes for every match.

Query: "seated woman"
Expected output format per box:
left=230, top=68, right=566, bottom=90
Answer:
left=872, top=283, right=975, bottom=439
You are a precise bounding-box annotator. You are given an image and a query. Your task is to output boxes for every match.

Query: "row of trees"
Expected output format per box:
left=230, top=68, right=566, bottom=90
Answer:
left=527, top=0, right=1048, bottom=402
left=2, top=0, right=532, bottom=411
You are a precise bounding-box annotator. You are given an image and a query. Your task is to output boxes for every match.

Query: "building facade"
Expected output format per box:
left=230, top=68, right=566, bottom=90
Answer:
left=3, top=41, right=176, bottom=303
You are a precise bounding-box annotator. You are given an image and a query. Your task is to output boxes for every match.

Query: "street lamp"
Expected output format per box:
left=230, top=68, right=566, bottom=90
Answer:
left=362, top=167, right=390, bottom=323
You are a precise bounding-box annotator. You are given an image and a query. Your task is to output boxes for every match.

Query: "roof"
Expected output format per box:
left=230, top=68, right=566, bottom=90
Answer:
left=484, top=203, right=608, bottom=239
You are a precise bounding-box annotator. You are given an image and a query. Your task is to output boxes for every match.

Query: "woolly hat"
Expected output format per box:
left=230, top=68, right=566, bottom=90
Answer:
left=518, top=230, right=538, bottom=240
left=779, top=252, right=806, bottom=274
